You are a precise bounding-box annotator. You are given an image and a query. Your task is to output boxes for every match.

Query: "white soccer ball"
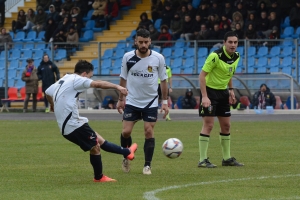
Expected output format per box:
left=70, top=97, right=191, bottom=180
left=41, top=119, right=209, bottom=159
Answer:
left=162, top=138, right=183, bottom=159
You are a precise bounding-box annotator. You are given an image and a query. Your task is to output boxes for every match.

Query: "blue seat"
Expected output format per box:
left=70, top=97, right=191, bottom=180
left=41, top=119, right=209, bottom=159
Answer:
left=165, top=57, right=171, bottom=66
left=280, top=46, right=293, bottom=58
left=152, top=46, right=161, bottom=53
left=23, top=31, right=37, bottom=42
left=112, top=49, right=125, bottom=60
left=281, top=16, right=290, bottom=28
left=111, top=68, right=120, bottom=74
left=33, top=43, right=46, bottom=51
left=172, top=58, right=183, bottom=68
left=13, top=31, right=25, bottom=42
left=161, top=47, right=172, bottom=58
left=281, top=67, right=292, bottom=75
left=92, top=20, right=106, bottom=32
left=183, top=58, right=195, bottom=69
left=101, top=68, right=110, bottom=75
left=198, top=47, right=208, bottom=58
left=175, top=96, right=183, bottom=109
left=79, top=30, right=94, bottom=42
left=183, top=67, right=193, bottom=74
left=83, top=10, right=94, bottom=22
left=192, top=0, right=201, bottom=8
left=114, top=40, right=126, bottom=49
left=182, top=48, right=194, bottom=59
left=256, top=67, right=267, bottom=73
left=21, top=43, right=34, bottom=51
left=43, top=49, right=53, bottom=58
left=292, top=26, right=300, bottom=39
left=268, top=57, right=280, bottom=68
left=171, top=48, right=184, bottom=59
left=280, top=26, right=294, bottom=38
left=7, top=78, right=15, bottom=87
left=173, top=39, right=185, bottom=49
left=266, top=46, right=280, bottom=58
left=54, top=49, right=67, bottom=61
left=172, top=68, right=181, bottom=74
left=284, top=96, right=298, bottom=109
left=280, top=38, right=294, bottom=48
left=154, top=19, right=162, bottom=30
left=246, top=46, right=256, bottom=57
left=235, top=67, right=243, bottom=73
left=236, top=46, right=244, bottom=57
left=12, top=43, right=23, bottom=50
left=19, top=50, right=33, bottom=61
left=254, top=47, right=268, bottom=58
left=112, top=59, right=122, bottom=69
left=247, top=57, right=255, bottom=68
left=19, top=60, right=28, bottom=69
left=238, top=58, right=243, bottom=67
left=101, top=49, right=113, bottom=60
left=91, top=59, right=99, bottom=68
left=197, top=57, right=206, bottom=68
left=102, top=58, right=112, bottom=69
left=8, top=69, right=17, bottom=79
left=0, top=78, right=3, bottom=87
left=256, top=57, right=268, bottom=68
left=209, top=47, right=218, bottom=53
left=82, top=20, right=96, bottom=31
left=8, top=49, right=21, bottom=61
left=0, top=51, right=6, bottom=60
left=269, top=67, right=280, bottom=72
left=15, top=79, right=24, bottom=89
left=280, top=56, right=293, bottom=68
left=9, top=60, right=19, bottom=69
left=33, top=50, right=44, bottom=60
left=34, top=31, right=45, bottom=42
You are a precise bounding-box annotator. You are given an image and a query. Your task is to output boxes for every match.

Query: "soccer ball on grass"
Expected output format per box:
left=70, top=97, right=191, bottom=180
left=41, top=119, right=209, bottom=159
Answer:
left=162, top=138, right=183, bottom=158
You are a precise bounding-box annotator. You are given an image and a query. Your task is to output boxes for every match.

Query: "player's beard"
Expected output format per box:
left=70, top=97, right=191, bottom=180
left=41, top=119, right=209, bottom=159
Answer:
left=137, top=46, right=148, bottom=55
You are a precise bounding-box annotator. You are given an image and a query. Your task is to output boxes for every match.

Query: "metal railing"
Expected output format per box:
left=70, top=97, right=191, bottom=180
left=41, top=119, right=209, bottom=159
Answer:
left=5, top=0, right=22, bottom=12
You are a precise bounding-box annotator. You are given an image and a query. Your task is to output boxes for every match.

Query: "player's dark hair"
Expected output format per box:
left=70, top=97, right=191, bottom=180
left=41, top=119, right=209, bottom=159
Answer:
left=224, top=31, right=238, bottom=41
left=74, top=60, right=94, bottom=74
left=136, top=28, right=150, bottom=38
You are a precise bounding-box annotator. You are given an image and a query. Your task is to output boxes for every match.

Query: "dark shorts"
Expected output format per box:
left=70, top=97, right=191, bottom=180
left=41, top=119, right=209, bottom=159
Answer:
left=199, top=86, right=231, bottom=117
left=123, top=104, right=158, bottom=122
left=157, top=84, right=169, bottom=100
left=63, top=123, right=98, bottom=152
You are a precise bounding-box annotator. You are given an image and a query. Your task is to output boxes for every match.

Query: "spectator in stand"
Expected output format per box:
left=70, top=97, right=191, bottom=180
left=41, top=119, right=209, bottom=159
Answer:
left=208, top=23, right=223, bottom=40
left=234, top=2, right=247, bottom=20
left=105, top=0, right=119, bottom=30
left=245, top=23, right=257, bottom=46
left=289, top=0, right=300, bottom=29
left=269, top=1, right=282, bottom=22
left=178, top=5, right=188, bottom=22
left=244, top=13, right=257, bottom=30
left=268, top=26, right=279, bottom=39
left=194, top=23, right=209, bottom=45
left=197, top=2, right=209, bottom=21
left=180, top=0, right=192, bottom=7
left=243, top=0, right=257, bottom=14
left=157, top=25, right=172, bottom=48
left=138, top=12, right=153, bottom=31
left=12, top=9, right=26, bottom=33
left=53, top=30, right=67, bottom=50
left=181, top=89, right=197, bottom=109
left=23, top=8, right=36, bottom=31
left=190, top=14, right=207, bottom=41
left=180, top=14, right=194, bottom=41
left=31, top=6, right=47, bottom=33
left=256, top=1, right=268, bottom=18
left=47, top=5, right=60, bottom=24
left=91, top=0, right=106, bottom=27
left=61, top=0, right=75, bottom=12
left=164, top=0, right=180, bottom=11
left=207, top=14, right=220, bottom=30
left=58, top=7, right=70, bottom=22
left=256, top=11, right=269, bottom=39
left=37, top=54, right=60, bottom=113
left=186, top=3, right=197, bottom=20
left=151, top=0, right=163, bottom=24
left=219, top=14, right=231, bottom=30
left=71, top=7, right=83, bottom=25
left=149, top=24, right=160, bottom=43
left=222, top=23, right=231, bottom=34
left=21, top=58, right=38, bottom=113
left=44, top=18, right=57, bottom=42
left=74, top=0, right=88, bottom=17
left=209, top=1, right=222, bottom=18
left=234, top=23, right=244, bottom=39
left=230, top=11, right=244, bottom=31
left=87, top=0, right=95, bottom=11
left=252, top=83, right=276, bottom=109
left=69, top=17, right=82, bottom=36
left=160, top=2, right=174, bottom=28
left=262, top=11, right=280, bottom=38
left=170, top=12, right=182, bottom=40
left=119, top=0, right=131, bottom=9
left=65, top=26, right=79, bottom=61
left=53, top=0, right=62, bottom=13
left=0, top=28, right=13, bottom=52
left=222, top=2, right=233, bottom=21
left=36, top=0, right=51, bottom=11
left=51, top=15, right=71, bottom=42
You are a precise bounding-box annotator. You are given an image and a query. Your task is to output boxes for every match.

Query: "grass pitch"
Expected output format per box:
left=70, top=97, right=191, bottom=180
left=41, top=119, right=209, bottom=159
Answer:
left=0, top=120, right=299, bottom=200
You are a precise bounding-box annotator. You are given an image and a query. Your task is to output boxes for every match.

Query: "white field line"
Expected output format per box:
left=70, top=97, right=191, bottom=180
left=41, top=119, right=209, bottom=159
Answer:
left=143, top=174, right=300, bottom=200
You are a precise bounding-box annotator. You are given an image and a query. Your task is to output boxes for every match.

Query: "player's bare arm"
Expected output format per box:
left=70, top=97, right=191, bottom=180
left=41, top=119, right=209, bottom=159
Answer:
left=228, top=78, right=236, bottom=104
left=168, top=77, right=173, bottom=93
left=46, top=95, right=54, bottom=112
left=117, top=78, right=127, bottom=114
left=199, top=70, right=210, bottom=107
left=160, top=79, right=169, bottom=118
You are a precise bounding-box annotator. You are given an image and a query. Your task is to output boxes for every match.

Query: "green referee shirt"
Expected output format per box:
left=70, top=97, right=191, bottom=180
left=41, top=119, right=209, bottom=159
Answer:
left=158, top=66, right=172, bottom=84
left=202, top=46, right=240, bottom=90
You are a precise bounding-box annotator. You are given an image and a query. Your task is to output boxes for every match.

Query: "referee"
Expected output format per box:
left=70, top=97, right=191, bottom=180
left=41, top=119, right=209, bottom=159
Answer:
left=198, top=31, right=244, bottom=168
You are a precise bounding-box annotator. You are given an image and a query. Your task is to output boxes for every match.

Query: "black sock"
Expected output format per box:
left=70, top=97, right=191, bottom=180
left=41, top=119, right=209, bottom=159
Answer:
left=90, top=154, right=103, bottom=180
left=101, top=140, right=130, bottom=157
left=144, top=138, right=155, bottom=167
left=120, top=133, right=132, bottom=147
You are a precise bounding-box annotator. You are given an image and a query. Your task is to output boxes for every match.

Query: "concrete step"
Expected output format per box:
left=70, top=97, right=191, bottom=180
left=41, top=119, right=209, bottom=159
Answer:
left=95, top=37, right=126, bottom=42
left=101, top=30, right=131, bottom=37
left=128, top=10, right=151, bottom=16
left=115, top=20, right=139, bottom=26
left=109, top=26, right=136, bottom=31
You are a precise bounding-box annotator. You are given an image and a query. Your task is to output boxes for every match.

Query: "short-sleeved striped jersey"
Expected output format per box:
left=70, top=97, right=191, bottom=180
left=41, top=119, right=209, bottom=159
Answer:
left=120, top=50, right=167, bottom=108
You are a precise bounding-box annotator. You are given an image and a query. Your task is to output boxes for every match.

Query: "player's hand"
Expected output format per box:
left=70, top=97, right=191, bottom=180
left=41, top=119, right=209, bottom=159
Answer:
left=50, top=104, right=54, bottom=112
left=229, top=90, right=236, bottom=105
left=160, top=104, right=169, bottom=119
left=201, top=96, right=211, bottom=108
left=169, top=88, right=173, bottom=93
left=116, top=100, right=125, bottom=114
left=117, top=86, right=128, bottom=96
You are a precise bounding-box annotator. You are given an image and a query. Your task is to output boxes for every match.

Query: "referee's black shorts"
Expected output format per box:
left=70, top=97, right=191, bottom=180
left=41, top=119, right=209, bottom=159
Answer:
left=199, top=86, right=231, bottom=117
left=63, top=123, right=98, bottom=152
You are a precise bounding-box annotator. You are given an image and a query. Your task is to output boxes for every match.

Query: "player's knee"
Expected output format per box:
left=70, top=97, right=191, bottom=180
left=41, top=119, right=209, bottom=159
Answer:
left=122, top=130, right=132, bottom=138
left=90, top=143, right=100, bottom=155
left=221, top=123, right=231, bottom=132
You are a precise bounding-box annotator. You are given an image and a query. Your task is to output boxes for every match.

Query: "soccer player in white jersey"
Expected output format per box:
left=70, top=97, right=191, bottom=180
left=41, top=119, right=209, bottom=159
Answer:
left=116, top=29, right=169, bottom=175
left=45, top=60, right=137, bottom=182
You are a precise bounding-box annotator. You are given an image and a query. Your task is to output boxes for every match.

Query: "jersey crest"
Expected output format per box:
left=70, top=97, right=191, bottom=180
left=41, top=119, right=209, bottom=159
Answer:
left=148, top=66, right=153, bottom=73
